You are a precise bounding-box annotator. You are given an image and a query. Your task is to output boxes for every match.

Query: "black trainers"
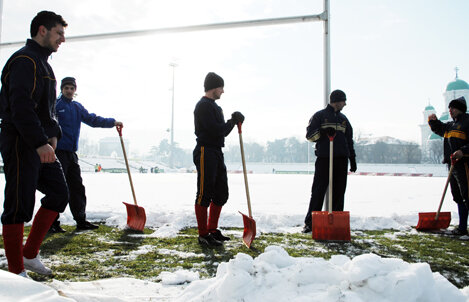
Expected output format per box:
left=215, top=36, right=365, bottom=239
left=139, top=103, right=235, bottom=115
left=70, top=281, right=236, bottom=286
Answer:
left=210, top=229, right=231, bottom=241
left=76, top=220, right=99, bottom=231
left=198, top=233, right=223, bottom=247
left=450, top=228, right=468, bottom=236
left=49, top=224, right=66, bottom=233
left=302, top=224, right=312, bottom=233
left=49, top=221, right=66, bottom=233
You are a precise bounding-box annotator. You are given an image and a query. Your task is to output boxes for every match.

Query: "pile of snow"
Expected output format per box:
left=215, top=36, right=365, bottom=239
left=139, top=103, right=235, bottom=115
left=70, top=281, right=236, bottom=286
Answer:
left=2, top=246, right=467, bottom=302
left=177, top=246, right=467, bottom=302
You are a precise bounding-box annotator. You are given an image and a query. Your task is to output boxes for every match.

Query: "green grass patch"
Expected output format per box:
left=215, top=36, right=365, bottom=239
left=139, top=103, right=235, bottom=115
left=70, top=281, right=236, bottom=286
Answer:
left=0, top=225, right=467, bottom=288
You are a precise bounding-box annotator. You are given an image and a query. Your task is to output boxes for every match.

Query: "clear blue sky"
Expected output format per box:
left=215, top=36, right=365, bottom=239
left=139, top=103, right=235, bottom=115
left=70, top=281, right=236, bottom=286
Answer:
left=1, top=0, right=468, bottom=154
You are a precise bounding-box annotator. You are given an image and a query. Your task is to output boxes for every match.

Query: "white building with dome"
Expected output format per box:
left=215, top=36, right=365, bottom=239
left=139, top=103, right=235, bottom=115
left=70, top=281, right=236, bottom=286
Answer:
left=420, top=69, right=469, bottom=161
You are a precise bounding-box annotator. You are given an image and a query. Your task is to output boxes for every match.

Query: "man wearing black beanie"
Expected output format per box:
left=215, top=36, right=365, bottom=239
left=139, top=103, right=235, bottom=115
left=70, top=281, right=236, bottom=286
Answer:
left=302, top=89, right=356, bottom=233
left=429, top=96, right=469, bottom=237
left=193, top=72, right=244, bottom=247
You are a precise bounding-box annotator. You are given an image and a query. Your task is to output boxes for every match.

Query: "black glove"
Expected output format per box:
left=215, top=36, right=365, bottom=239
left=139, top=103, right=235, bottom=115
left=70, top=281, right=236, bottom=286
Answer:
left=320, top=127, right=336, bottom=137
left=350, top=157, right=357, bottom=172
left=231, top=111, right=245, bottom=124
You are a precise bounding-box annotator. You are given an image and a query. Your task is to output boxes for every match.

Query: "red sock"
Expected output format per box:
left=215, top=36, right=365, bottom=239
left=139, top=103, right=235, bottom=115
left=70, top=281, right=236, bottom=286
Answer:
left=23, top=207, right=58, bottom=259
left=208, top=203, right=222, bottom=233
left=195, top=204, right=208, bottom=236
left=2, top=223, right=25, bottom=274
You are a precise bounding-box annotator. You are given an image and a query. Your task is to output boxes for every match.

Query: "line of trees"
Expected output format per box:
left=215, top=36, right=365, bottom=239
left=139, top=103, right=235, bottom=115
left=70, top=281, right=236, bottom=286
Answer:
left=354, top=141, right=421, bottom=164
left=146, top=136, right=425, bottom=167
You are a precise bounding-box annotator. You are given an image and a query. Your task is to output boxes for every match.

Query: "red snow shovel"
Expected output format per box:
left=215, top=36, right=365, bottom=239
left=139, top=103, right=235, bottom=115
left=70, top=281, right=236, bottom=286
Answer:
left=237, top=122, right=256, bottom=248
left=415, top=160, right=454, bottom=231
left=311, top=131, right=351, bottom=241
left=117, top=125, right=146, bottom=232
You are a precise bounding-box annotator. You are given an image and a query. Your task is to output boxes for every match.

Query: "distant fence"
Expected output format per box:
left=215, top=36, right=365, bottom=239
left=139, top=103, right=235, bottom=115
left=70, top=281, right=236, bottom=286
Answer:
left=351, top=172, right=433, bottom=177
left=272, top=170, right=433, bottom=177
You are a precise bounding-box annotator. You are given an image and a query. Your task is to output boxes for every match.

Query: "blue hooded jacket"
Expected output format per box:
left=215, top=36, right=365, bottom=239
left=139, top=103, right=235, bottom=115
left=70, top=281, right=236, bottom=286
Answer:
left=56, top=95, right=115, bottom=152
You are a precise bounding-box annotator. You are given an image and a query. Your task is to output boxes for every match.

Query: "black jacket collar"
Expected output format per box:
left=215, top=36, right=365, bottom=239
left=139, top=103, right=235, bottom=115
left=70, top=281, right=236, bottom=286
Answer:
left=26, top=39, right=53, bottom=59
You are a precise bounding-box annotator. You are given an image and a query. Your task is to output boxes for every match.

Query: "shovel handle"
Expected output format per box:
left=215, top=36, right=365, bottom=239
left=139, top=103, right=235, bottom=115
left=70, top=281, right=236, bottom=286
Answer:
left=116, top=126, right=138, bottom=206
left=328, top=135, right=334, bottom=214
left=435, top=164, right=454, bottom=220
left=238, top=122, right=252, bottom=218
left=116, top=125, right=123, bottom=137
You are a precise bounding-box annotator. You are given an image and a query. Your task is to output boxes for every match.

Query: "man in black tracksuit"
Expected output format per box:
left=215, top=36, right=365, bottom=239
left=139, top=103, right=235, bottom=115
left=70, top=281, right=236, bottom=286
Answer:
left=303, top=90, right=356, bottom=233
left=0, top=11, right=69, bottom=276
left=193, top=72, right=244, bottom=247
left=428, top=96, right=469, bottom=237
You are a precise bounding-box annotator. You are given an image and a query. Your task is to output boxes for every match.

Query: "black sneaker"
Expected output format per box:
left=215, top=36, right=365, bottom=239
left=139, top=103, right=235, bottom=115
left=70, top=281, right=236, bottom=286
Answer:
left=76, top=220, right=99, bottom=231
left=302, top=224, right=312, bottom=233
left=49, top=224, right=66, bottom=233
left=450, top=228, right=468, bottom=236
left=210, top=229, right=230, bottom=241
left=198, top=233, right=223, bottom=247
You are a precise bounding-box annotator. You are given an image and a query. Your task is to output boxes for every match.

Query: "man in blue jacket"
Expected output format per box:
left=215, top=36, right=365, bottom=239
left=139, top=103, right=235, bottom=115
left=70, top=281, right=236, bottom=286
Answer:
left=302, top=90, right=357, bottom=233
left=49, top=77, right=123, bottom=232
left=0, top=11, right=69, bottom=276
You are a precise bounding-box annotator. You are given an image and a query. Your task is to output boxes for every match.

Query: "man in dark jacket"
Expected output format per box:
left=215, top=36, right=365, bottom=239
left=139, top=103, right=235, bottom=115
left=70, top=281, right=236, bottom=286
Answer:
left=302, top=89, right=356, bottom=233
left=429, top=96, right=469, bottom=237
left=193, top=72, right=244, bottom=247
left=49, top=77, right=123, bottom=232
left=0, top=11, right=69, bottom=276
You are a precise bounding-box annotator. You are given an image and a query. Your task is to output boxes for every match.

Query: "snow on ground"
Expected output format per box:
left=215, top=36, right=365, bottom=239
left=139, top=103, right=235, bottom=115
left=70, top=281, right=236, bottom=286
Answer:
left=1, top=172, right=468, bottom=301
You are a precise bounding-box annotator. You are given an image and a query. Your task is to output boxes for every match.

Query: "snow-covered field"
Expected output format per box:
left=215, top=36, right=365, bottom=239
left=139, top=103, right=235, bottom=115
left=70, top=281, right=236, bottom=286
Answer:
left=1, top=172, right=468, bottom=301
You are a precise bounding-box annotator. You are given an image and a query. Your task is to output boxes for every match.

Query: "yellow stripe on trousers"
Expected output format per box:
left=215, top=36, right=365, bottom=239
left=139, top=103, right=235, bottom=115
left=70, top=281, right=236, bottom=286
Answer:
left=465, top=162, right=469, bottom=201
left=197, top=146, right=205, bottom=205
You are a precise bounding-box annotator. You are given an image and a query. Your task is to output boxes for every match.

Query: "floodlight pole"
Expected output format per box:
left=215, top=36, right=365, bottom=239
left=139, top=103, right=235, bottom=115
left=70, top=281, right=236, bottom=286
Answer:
left=169, top=62, right=177, bottom=168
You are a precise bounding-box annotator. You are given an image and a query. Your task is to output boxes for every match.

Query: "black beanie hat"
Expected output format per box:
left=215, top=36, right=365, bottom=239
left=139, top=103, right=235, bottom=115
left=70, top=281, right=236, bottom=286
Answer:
left=61, top=77, right=76, bottom=89
left=204, top=72, right=224, bottom=92
left=330, top=89, right=346, bottom=103
left=449, top=96, right=467, bottom=113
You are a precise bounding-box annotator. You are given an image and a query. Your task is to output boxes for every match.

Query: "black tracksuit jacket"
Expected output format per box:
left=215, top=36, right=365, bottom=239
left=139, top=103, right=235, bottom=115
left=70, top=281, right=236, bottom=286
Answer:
left=193, top=96, right=235, bottom=148
left=306, top=104, right=355, bottom=159
left=0, top=39, right=61, bottom=147
left=429, top=113, right=469, bottom=164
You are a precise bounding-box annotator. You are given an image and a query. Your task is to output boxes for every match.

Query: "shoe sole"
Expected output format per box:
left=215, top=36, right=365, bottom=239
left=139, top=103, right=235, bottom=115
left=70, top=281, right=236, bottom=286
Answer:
left=23, top=264, right=52, bottom=275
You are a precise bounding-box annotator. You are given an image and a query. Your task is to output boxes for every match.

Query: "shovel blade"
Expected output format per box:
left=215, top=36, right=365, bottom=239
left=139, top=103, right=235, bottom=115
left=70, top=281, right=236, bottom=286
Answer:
left=239, top=211, right=256, bottom=248
left=416, top=212, right=451, bottom=230
left=311, top=211, right=351, bottom=241
left=123, top=202, right=146, bottom=232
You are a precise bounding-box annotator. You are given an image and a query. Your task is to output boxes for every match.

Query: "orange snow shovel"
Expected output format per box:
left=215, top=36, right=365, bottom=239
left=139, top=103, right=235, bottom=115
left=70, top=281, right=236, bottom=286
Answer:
left=117, top=125, right=146, bottom=231
left=237, top=122, right=256, bottom=248
left=311, top=131, right=351, bottom=241
left=416, top=161, right=454, bottom=231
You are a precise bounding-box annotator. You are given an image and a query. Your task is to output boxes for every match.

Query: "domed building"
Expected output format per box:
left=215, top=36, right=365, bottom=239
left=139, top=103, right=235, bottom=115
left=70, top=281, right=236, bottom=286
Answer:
left=420, top=68, right=469, bottom=161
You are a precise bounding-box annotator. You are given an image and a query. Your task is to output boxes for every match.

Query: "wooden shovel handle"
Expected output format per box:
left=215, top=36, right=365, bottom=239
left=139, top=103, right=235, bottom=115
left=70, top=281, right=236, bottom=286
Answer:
left=116, top=126, right=138, bottom=206
left=435, top=164, right=454, bottom=220
left=238, top=122, right=252, bottom=218
left=328, top=135, right=334, bottom=214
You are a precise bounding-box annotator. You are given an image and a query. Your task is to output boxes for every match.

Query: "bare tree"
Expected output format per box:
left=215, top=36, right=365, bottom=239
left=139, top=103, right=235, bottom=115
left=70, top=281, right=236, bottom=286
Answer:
left=428, top=139, right=444, bottom=164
